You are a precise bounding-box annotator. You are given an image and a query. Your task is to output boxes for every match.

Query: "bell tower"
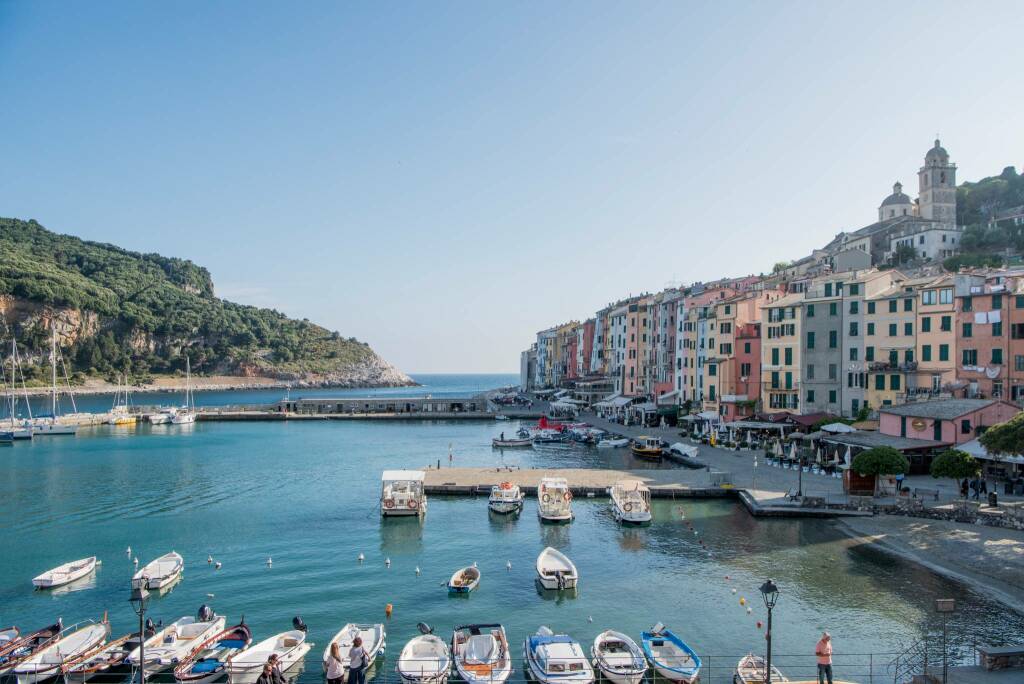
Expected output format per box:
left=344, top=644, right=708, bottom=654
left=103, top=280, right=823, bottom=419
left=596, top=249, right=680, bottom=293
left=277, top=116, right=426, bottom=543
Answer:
left=918, top=138, right=957, bottom=227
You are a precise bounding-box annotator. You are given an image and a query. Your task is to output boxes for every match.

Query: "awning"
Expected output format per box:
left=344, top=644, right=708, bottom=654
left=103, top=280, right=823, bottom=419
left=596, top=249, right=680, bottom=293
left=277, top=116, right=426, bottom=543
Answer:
left=633, top=402, right=657, bottom=413
left=679, top=414, right=698, bottom=422
left=696, top=411, right=720, bottom=421
left=657, top=390, right=680, bottom=405
left=595, top=395, right=632, bottom=409
left=820, top=422, right=856, bottom=434
left=960, top=438, right=1024, bottom=465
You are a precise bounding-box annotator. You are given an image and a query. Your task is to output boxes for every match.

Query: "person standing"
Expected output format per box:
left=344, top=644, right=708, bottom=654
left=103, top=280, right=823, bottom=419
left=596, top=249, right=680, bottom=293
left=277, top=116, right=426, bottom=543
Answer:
left=815, top=632, right=833, bottom=684
left=348, top=636, right=369, bottom=684
left=267, top=654, right=286, bottom=684
left=895, top=472, right=905, bottom=494
left=256, top=664, right=276, bottom=684
left=325, top=642, right=345, bottom=684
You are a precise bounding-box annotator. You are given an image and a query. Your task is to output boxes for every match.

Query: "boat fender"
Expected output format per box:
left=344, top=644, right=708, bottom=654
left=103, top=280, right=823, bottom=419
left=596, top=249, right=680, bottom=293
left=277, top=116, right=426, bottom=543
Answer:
left=623, top=502, right=633, bottom=512
left=197, top=605, right=214, bottom=622
left=385, top=604, right=393, bottom=618
left=407, top=499, right=418, bottom=509
left=542, top=494, right=551, bottom=503
left=383, top=499, right=395, bottom=509
left=563, top=492, right=572, bottom=502
left=292, top=616, right=307, bottom=633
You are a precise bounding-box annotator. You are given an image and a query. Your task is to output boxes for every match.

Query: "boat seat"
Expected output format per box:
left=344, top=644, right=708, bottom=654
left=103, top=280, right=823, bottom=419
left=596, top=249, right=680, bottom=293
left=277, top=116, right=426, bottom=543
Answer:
left=465, top=635, right=497, bottom=664
left=283, top=638, right=299, bottom=647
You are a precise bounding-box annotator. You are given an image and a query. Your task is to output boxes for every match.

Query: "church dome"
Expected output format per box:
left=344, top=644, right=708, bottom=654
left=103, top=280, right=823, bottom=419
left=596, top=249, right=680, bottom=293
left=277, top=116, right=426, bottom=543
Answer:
left=880, top=181, right=911, bottom=207
left=925, top=138, right=949, bottom=164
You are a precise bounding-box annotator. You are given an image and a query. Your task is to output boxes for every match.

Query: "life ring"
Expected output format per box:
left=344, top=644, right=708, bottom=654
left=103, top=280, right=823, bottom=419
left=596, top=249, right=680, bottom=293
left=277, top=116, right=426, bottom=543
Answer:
left=563, top=491, right=572, bottom=502
left=623, top=502, right=633, bottom=512
left=500, top=482, right=512, bottom=490
left=384, top=499, right=395, bottom=509
left=407, top=499, right=419, bottom=509
left=542, top=494, right=551, bottom=503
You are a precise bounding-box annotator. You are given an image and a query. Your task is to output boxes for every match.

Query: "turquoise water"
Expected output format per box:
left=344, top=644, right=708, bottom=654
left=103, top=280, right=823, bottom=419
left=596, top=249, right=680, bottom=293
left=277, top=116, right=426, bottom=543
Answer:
left=2, top=398, right=1022, bottom=682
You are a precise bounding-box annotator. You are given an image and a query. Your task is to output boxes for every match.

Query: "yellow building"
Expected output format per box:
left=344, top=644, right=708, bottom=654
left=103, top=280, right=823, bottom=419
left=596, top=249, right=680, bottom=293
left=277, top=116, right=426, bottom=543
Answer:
left=760, top=293, right=804, bottom=413
left=864, top=282, right=918, bottom=408
left=915, top=275, right=957, bottom=395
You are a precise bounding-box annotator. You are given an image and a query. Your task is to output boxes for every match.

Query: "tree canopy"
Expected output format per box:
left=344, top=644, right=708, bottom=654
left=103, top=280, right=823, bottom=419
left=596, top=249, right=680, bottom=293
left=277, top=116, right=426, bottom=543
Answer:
left=979, top=412, right=1024, bottom=457
left=851, top=446, right=909, bottom=476
left=929, top=449, right=981, bottom=485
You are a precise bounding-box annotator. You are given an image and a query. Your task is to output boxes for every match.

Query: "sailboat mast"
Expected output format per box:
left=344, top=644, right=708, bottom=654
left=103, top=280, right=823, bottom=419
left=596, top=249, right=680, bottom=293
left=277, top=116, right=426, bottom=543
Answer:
left=51, top=324, right=57, bottom=418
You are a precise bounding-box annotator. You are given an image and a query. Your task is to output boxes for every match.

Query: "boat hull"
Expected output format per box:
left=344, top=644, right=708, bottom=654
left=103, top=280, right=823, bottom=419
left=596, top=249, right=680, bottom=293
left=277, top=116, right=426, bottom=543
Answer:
left=32, top=424, right=78, bottom=437
left=488, top=499, right=523, bottom=514
left=611, top=505, right=652, bottom=525
left=630, top=447, right=663, bottom=459
left=33, top=557, right=97, bottom=588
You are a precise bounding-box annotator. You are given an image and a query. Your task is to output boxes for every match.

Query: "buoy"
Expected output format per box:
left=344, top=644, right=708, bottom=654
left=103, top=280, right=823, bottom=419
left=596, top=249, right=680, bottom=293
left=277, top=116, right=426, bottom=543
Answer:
left=746, top=607, right=753, bottom=614
left=506, top=561, right=512, bottom=571
left=133, top=557, right=139, bottom=566
left=207, top=555, right=213, bottom=564
left=587, top=616, right=593, bottom=623
left=358, top=553, right=365, bottom=562
left=385, top=603, right=393, bottom=618
left=415, top=566, right=421, bottom=576
left=266, top=557, right=273, bottom=567
left=693, top=531, right=698, bottom=535
left=207, top=593, right=215, bottom=598
left=739, top=597, right=746, bottom=605
left=215, top=561, right=222, bottom=570
left=725, top=575, right=730, bottom=580
left=126, top=546, right=132, bottom=557
left=385, top=558, right=391, bottom=568
left=756, top=621, right=763, bottom=629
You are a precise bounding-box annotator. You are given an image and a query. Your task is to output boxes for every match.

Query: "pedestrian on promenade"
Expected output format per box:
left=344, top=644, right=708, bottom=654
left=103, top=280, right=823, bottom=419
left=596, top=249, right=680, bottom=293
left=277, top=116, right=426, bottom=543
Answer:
left=971, top=478, right=980, bottom=500
left=815, top=632, right=833, bottom=684
left=325, top=642, right=345, bottom=684
left=961, top=479, right=969, bottom=498
left=256, top=664, right=275, bottom=684
left=979, top=479, right=988, bottom=495
left=268, top=654, right=286, bottom=684
left=348, top=636, right=369, bottom=684
left=895, top=472, right=905, bottom=494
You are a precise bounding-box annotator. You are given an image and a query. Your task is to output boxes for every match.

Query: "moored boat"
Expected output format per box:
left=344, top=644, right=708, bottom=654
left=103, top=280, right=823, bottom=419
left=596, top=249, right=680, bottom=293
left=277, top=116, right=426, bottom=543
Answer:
left=488, top=482, right=524, bottom=514
left=630, top=436, right=664, bottom=459
left=171, top=358, right=197, bottom=425
left=321, top=623, right=385, bottom=677
left=62, top=632, right=143, bottom=683
left=127, top=608, right=225, bottom=676
left=380, top=470, right=427, bottom=517
left=596, top=436, right=629, bottom=448
left=447, top=566, right=481, bottom=594
left=32, top=556, right=98, bottom=589
left=174, top=622, right=253, bottom=684
left=734, top=653, right=788, bottom=684
left=523, top=627, right=593, bottom=684
left=132, top=551, right=184, bottom=590
left=227, top=627, right=311, bottom=684
left=396, top=629, right=450, bottom=684
left=591, top=630, right=647, bottom=684
left=0, top=620, right=63, bottom=676
left=537, top=477, right=573, bottom=523
left=535, top=547, right=578, bottom=591
left=0, top=627, right=20, bottom=649
left=491, top=437, right=532, bottom=447
left=451, top=624, right=510, bottom=684
left=640, top=625, right=700, bottom=684
left=148, top=408, right=177, bottom=424
left=609, top=481, right=652, bottom=525
left=13, top=619, right=110, bottom=684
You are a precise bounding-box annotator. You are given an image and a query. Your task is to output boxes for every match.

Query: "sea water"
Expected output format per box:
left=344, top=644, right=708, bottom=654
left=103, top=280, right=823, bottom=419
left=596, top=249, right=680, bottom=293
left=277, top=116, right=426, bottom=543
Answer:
left=1, top=377, right=1021, bottom=683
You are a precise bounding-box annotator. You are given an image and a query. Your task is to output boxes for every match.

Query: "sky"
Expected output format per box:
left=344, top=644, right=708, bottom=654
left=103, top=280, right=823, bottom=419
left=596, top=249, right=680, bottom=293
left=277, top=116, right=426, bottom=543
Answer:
left=1, top=2, right=1022, bottom=373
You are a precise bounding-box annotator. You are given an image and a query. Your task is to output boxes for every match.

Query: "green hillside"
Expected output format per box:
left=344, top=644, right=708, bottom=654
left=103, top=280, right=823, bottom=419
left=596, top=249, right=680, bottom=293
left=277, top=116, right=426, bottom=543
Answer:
left=0, top=218, right=407, bottom=385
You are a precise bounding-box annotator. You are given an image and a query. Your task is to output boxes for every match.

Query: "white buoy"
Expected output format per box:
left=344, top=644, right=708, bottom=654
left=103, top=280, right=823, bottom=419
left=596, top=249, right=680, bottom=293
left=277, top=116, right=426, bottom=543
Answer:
left=472, top=561, right=478, bottom=568
left=358, top=553, right=365, bottom=562
left=415, top=566, right=421, bottom=575
left=206, top=593, right=215, bottom=598
left=732, top=588, right=737, bottom=594
left=133, top=557, right=139, bottom=567
left=506, top=561, right=512, bottom=571
left=587, top=615, right=593, bottom=623
left=385, top=558, right=391, bottom=568
left=126, top=546, right=132, bottom=557
left=207, top=555, right=213, bottom=564
left=266, top=557, right=273, bottom=567
left=746, top=607, right=752, bottom=614
left=215, top=561, right=222, bottom=570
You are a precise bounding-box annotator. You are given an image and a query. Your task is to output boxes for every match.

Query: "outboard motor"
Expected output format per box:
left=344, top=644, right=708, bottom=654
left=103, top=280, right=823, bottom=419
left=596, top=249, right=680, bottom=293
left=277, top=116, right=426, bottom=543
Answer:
left=292, top=616, right=307, bottom=633
left=416, top=622, right=433, bottom=635
left=145, top=618, right=157, bottom=637
left=197, top=605, right=214, bottom=622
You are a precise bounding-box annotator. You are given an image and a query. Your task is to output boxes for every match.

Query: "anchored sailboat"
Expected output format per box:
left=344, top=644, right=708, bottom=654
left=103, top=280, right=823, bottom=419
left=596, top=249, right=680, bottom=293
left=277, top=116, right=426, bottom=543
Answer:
left=33, top=324, right=78, bottom=437
left=171, top=357, right=196, bottom=425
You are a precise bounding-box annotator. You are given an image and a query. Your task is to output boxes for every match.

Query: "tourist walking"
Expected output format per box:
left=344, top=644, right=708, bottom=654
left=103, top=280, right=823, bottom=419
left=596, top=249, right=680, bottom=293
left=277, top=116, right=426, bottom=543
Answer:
left=961, top=479, right=969, bottom=498
left=348, top=636, right=369, bottom=684
left=256, top=664, right=276, bottom=684
left=815, top=632, right=833, bottom=684
left=895, top=472, right=905, bottom=494
left=325, top=642, right=345, bottom=684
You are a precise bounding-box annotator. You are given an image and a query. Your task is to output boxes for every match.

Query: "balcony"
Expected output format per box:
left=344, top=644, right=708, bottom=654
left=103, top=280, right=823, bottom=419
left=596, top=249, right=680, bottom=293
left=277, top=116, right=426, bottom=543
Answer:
left=868, top=361, right=918, bottom=372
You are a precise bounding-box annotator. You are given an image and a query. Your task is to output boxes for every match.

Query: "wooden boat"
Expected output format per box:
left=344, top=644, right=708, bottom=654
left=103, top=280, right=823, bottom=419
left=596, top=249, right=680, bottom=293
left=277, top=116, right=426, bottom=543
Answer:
left=535, top=547, right=578, bottom=590
left=62, top=632, right=143, bottom=683
left=127, top=610, right=226, bottom=675
left=447, top=566, right=481, bottom=594
left=227, top=629, right=311, bottom=684
left=591, top=630, right=647, bottom=684
left=596, top=436, right=629, bottom=448
left=734, top=653, right=788, bottom=684
left=630, top=436, right=664, bottom=459
left=488, top=483, right=524, bottom=514
left=537, top=478, right=573, bottom=523
left=321, top=623, right=386, bottom=676
left=0, top=627, right=20, bottom=649
left=451, top=624, right=510, bottom=684
left=13, top=620, right=110, bottom=684
left=396, top=633, right=450, bottom=684
left=133, top=551, right=184, bottom=590
left=0, top=620, right=63, bottom=676
left=491, top=437, right=532, bottom=447
left=174, top=622, right=253, bottom=684
left=609, top=481, right=652, bottom=525
left=640, top=625, right=700, bottom=684
left=32, top=556, right=97, bottom=589
left=523, top=627, right=593, bottom=684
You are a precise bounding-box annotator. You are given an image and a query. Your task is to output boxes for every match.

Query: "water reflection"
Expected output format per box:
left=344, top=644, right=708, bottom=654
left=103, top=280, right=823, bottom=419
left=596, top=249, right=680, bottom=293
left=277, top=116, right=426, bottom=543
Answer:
left=378, top=517, right=423, bottom=557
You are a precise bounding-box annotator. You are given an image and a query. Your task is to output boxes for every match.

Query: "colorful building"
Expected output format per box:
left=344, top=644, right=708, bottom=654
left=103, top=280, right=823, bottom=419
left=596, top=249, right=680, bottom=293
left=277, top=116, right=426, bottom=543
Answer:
left=760, top=293, right=804, bottom=412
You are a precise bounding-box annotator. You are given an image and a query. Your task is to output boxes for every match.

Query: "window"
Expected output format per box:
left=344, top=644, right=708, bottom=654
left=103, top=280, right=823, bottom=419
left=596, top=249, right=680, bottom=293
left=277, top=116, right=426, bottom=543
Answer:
left=806, top=304, right=815, bottom=317
left=849, top=283, right=860, bottom=295
left=724, top=305, right=731, bottom=315
left=962, top=349, right=978, bottom=365
left=867, top=322, right=875, bottom=335
left=849, top=347, right=858, bottom=361
left=807, top=364, right=815, bottom=379
left=922, top=345, right=932, bottom=361
left=922, top=317, right=931, bottom=332
left=1013, top=324, right=1024, bottom=340
left=875, top=374, right=885, bottom=390
left=922, top=291, right=937, bottom=306
left=740, top=362, right=751, bottom=376
left=939, top=344, right=949, bottom=361
left=993, top=348, right=1003, bottom=364
left=771, top=348, right=779, bottom=365
left=828, top=390, right=837, bottom=404
left=961, top=419, right=971, bottom=435
left=962, top=323, right=973, bottom=338
left=905, top=322, right=913, bottom=336
left=889, top=323, right=898, bottom=336
left=1016, top=355, right=1024, bottom=372
left=849, top=322, right=859, bottom=336
left=829, top=330, right=838, bottom=348
left=993, top=294, right=1002, bottom=310
left=708, top=385, right=716, bottom=401
left=807, top=331, right=815, bottom=349
left=941, top=315, right=952, bottom=331
left=904, top=298, right=913, bottom=312
left=866, top=346, right=875, bottom=361
left=888, top=300, right=897, bottom=313
left=890, top=374, right=901, bottom=390
left=829, top=302, right=837, bottom=316
left=940, top=288, right=953, bottom=305
left=771, top=371, right=779, bottom=389
left=784, top=347, right=793, bottom=365
left=905, top=349, right=914, bottom=363
left=993, top=322, right=1003, bottom=336
left=708, top=364, right=717, bottom=376
left=867, top=302, right=876, bottom=314
left=1017, top=295, right=1024, bottom=309
left=806, top=390, right=815, bottom=403
left=828, top=363, right=837, bottom=380
left=825, top=283, right=833, bottom=297
left=785, top=372, right=793, bottom=389
left=889, top=350, right=899, bottom=365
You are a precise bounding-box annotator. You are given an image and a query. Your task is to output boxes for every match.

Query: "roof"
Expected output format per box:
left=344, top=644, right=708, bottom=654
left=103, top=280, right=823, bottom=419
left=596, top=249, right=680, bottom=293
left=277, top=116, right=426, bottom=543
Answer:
left=925, top=138, right=949, bottom=163
left=881, top=188, right=912, bottom=207
left=879, top=399, right=1000, bottom=420
left=381, top=470, right=425, bottom=481
left=960, top=438, right=1024, bottom=465
left=823, top=432, right=948, bottom=452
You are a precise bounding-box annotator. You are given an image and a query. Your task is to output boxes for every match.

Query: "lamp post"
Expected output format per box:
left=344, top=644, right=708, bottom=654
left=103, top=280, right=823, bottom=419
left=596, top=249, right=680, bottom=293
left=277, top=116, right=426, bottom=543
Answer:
left=129, top=579, right=150, bottom=684
left=760, top=579, right=780, bottom=684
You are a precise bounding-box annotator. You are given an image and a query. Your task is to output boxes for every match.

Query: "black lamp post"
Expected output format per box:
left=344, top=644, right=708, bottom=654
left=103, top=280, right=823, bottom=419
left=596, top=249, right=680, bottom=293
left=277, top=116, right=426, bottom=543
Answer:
left=760, top=579, right=780, bottom=684
left=129, top=579, right=150, bottom=684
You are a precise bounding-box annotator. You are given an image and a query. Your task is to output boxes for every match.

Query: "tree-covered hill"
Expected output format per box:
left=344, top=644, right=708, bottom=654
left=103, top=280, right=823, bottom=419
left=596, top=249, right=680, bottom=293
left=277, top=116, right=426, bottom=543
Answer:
left=0, top=218, right=411, bottom=386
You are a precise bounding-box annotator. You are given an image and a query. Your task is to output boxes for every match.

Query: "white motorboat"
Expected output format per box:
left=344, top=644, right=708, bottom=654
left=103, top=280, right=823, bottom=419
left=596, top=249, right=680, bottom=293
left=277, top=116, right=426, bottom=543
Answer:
left=591, top=631, right=647, bottom=684
left=734, top=653, right=788, bottom=684
left=133, top=551, right=184, bottom=590
left=488, top=483, right=524, bottom=514
left=447, top=566, right=481, bottom=594
left=609, top=480, right=652, bottom=524
left=127, top=609, right=225, bottom=675
left=451, top=624, right=511, bottom=684
left=535, top=547, right=578, bottom=590
left=596, top=436, right=629, bottom=449
left=321, top=623, right=385, bottom=675
left=174, top=622, right=253, bottom=684
left=227, top=629, right=311, bottom=684
left=396, top=632, right=450, bottom=684
left=537, top=477, right=573, bottom=523
left=32, top=556, right=97, bottom=589
left=640, top=625, right=701, bottom=684
left=148, top=408, right=177, bottom=424
left=31, top=422, right=77, bottom=436
left=381, top=470, right=427, bottom=517
left=62, top=632, right=143, bottom=683
left=13, top=620, right=110, bottom=684
left=523, top=627, right=593, bottom=684
left=491, top=437, right=532, bottom=447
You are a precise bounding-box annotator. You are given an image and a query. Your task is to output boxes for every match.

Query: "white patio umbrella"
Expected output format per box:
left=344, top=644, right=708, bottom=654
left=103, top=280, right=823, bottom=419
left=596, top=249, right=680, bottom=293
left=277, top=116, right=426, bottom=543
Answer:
left=773, top=440, right=783, bottom=457
left=789, top=441, right=797, bottom=459
left=815, top=446, right=823, bottom=464
left=844, top=444, right=853, bottom=467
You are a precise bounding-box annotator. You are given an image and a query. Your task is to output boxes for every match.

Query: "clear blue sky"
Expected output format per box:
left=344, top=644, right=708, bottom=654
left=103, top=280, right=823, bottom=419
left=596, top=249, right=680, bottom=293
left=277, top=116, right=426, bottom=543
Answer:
left=1, top=2, right=1021, bottom=373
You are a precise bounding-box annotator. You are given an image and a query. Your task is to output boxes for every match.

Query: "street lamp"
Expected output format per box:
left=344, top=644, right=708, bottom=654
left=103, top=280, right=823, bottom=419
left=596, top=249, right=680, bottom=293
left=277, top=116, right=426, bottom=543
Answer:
left=760, top=579, right=780, bottom=684
left=129, top=579, right=150, bottom=684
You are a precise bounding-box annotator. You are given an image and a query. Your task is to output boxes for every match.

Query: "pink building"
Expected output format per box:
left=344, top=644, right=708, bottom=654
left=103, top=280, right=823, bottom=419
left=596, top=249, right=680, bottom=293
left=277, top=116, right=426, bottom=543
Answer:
left=879, top=399, right=1020, bottom=445
left=719, top=321, right=762, bottom=421
left=579, top=319, right=595, bottom=377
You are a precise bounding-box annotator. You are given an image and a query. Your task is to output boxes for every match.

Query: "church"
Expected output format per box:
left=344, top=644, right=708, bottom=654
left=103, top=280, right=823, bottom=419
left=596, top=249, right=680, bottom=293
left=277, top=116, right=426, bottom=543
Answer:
left=824, top=139, right=963, bottom=264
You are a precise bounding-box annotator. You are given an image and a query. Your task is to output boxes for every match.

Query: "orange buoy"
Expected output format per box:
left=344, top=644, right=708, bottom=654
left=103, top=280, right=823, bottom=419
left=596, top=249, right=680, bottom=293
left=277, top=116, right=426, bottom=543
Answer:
left=385, top=603, right=393, bottom=618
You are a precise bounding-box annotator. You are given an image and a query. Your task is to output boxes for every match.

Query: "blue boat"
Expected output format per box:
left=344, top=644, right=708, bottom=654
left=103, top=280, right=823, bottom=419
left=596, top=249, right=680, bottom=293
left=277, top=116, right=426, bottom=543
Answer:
left=640, top=625, right=701, bottom=684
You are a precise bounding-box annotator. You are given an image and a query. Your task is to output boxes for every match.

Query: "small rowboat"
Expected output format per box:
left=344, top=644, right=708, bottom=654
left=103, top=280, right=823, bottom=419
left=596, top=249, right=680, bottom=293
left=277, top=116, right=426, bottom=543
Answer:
left=396, top=631, right=450, bottom=684
left=127, top=609, right=226, bottom=676
left=227, top=629, right=311, bottom=684
left=592, top=630, right=647, bottom=684
left=535, top=547, right=577, bottom=591
left=734, top=653, right=788, bottom=684
left=0, top=621, right=63, bottom=676
left=492, top=437, right=532, bottom=447
left=0, top=627, right=20, bottom=648
left=174, top=622, right=253, bottom=684
left=640, top=625, right=700, bottom=684
left=133, top=551, right=184, bottom=590
left=322, top=623, right=386, bottom=675
left=33, top=557, right=97, bottom=589
left=596, top=436, right=629, bottom=449
left=452, top=624, right=510, bottom=684
left=13, top=620, right=110, bottom=684
left=447, top=566, right=481, bottom=594
left=62, top=632, right=143, bottom=683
